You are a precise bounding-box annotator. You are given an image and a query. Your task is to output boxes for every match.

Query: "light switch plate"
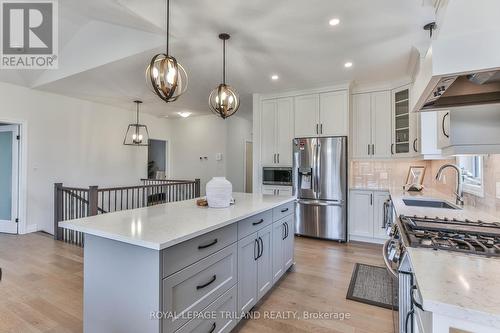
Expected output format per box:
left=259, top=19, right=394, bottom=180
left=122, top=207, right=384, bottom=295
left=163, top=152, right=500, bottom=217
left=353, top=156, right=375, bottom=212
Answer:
left=496, top=182, right=500, bottom=199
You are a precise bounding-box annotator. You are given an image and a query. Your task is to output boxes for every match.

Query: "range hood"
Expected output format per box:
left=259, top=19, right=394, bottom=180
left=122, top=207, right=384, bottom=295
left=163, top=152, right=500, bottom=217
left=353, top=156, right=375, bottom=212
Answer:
left=411, top=0, right=500, bottom=112
left=420, top=70, right=500, bottom=111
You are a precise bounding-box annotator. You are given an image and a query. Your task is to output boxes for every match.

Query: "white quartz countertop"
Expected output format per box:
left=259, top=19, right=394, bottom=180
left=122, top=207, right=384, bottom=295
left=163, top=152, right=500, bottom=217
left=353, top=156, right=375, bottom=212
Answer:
left=390, top=187, right=500, bottom=328
left=390, top=186, right=500, bottom=223
left=407, top=247, right=500, bottom=328
left=59, top=192, right=295, bottom=250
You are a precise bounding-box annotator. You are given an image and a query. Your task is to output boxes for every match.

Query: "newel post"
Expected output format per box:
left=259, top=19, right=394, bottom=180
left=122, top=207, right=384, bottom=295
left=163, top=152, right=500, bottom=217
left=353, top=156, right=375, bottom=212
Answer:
left=53, top=183, right=63, bottom=240
left=195, top=179, right=201, bottom=198
left=88, top=186, right=99, bottom=216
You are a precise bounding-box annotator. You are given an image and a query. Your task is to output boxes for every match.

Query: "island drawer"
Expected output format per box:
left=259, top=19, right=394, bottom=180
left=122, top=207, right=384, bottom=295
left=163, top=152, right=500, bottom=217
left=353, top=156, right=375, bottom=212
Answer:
left=237, top=210, right=273, bottom=239
left=162, top=224, right=237, bottom=278
left=172, top=285, right=237, bottom=333
left=273, top=201, right=295, bottom=222
left=162, top=243, right=237, bottom=332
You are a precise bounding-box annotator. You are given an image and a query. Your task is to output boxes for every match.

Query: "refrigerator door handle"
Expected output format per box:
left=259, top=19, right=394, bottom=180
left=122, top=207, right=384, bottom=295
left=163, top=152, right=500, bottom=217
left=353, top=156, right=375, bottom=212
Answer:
left=315, top=143, right=321, bottom=197
left=297, top=199, right=344, bottom=206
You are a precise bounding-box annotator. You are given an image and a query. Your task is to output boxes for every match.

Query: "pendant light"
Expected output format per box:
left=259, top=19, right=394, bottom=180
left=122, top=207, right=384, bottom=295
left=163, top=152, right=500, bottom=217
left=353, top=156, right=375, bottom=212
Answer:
left=146, top=0, right=188, bottom=103
left=209, top=33, right=240, bottom=119
left=123, top=100, right=150, bottom=146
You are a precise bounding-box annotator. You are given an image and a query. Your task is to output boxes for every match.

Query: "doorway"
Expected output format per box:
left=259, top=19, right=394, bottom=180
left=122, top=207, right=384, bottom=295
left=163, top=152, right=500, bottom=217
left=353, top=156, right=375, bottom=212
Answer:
left=0, top=124, right=19, bottom=234
left=148, top=139, right=168, bottom=179
left=244, top=141, right=253, bottom=193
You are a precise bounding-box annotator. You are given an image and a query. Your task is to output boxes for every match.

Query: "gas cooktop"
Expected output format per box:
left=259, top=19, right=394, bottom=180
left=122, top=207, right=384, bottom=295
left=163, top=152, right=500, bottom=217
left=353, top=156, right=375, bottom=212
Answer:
left=399, top=215, right=500, bottom=257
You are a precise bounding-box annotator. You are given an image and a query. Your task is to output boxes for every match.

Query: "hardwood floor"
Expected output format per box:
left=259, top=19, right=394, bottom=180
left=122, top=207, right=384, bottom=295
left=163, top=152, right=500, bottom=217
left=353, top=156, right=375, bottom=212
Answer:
left=0, top=233, right=394, bottom=333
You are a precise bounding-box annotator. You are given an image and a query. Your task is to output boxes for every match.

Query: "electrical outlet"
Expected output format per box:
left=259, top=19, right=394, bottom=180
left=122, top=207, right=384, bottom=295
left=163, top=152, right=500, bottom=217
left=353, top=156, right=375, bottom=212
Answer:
left=379, top=172, right=388, bottom=180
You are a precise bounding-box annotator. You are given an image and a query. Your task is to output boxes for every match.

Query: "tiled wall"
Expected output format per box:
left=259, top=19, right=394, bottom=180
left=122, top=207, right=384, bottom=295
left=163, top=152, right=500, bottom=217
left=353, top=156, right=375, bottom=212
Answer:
left=350, top=156, right=500, bottom=216
left=350, top=160, right=433, bottom=189
left=430, top=156, right=500, bottom=216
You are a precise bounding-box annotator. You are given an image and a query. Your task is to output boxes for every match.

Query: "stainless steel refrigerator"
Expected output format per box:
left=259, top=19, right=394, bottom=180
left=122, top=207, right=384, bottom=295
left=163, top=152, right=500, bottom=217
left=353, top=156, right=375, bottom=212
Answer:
left=293, top=136, right=347, bottom=241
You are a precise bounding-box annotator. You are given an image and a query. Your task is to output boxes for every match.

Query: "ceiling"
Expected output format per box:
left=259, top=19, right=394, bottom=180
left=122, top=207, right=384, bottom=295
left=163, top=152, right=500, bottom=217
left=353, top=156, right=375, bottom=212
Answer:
left=0, top=0, right=436, bottom=119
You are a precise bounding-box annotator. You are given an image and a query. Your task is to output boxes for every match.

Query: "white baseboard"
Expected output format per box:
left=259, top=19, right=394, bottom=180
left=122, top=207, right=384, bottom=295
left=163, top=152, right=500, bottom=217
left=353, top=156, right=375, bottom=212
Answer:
left=348, top=234, right=386, bottom=244
left=24, top=224, right=38, bottom=234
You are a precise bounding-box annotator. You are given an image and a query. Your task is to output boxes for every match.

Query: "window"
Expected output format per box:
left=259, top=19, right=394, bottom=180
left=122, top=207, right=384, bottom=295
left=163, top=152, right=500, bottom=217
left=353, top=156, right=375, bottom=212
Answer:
left=457, top=156, right=484, bottom=197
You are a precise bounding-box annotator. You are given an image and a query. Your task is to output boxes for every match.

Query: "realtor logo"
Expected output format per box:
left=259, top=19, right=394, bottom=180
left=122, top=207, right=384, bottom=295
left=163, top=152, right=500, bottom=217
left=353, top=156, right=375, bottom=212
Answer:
left=1, top=0, right=58, bottom=69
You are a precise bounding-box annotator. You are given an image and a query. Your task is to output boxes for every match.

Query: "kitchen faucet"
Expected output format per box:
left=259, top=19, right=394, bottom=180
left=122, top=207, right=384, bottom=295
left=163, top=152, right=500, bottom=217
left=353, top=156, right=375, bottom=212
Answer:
left=435, top=164, right=464, bottom=206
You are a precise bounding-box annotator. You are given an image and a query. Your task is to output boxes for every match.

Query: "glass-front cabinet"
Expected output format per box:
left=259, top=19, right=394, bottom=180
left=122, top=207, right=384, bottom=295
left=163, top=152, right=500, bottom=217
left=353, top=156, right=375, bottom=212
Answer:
left=391, top=85, right=419, bottom=158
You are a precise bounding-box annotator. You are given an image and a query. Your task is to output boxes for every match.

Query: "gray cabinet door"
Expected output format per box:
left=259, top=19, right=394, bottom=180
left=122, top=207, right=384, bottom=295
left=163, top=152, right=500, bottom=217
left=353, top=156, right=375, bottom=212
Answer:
left=283, top=215, right=295, bottom=270
left=257, top=224, right=273, bottom=300
left=272, top=221, right=285, bottom=283
left=237, top=232, right=258, bottom=313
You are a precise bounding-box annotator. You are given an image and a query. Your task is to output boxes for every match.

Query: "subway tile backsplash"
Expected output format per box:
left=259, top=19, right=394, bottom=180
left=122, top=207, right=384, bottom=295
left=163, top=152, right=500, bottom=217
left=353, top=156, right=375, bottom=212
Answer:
left=350, top=160, right=432, bottom=189
left=351, top=156, right=500, bottom=217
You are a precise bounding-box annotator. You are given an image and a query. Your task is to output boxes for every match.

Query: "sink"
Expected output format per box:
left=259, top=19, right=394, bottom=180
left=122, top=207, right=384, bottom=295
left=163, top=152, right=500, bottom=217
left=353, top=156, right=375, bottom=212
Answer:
left=403, top=198, right=461, bottom=210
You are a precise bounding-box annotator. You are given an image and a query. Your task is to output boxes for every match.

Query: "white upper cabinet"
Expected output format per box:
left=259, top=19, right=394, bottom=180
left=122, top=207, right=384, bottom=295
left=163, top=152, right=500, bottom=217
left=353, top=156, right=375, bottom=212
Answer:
left=294, top=94, right=319, bottom=137
left=319, top=90, right=349, bottom=136
left=352, top=93, right=372, bottom=159
left=276, top=99, right=294, bottom=166
left=261, top=98, right=294, bottom=166
left=352, top=91, right=392, bottom=159
left=261, top=100, right=277, bottom=166
left=391, top=86, right=419, bottom=158
left=294, top=90, right=349, bottom=137
left=371, top=91, right=392, bottom=159
left=420, top=111, right=443, bottom=159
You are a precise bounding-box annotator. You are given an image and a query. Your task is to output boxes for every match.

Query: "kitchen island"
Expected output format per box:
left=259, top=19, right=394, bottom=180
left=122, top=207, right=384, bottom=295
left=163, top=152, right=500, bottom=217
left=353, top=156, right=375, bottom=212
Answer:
left=60, top=192, right=296, bottom=333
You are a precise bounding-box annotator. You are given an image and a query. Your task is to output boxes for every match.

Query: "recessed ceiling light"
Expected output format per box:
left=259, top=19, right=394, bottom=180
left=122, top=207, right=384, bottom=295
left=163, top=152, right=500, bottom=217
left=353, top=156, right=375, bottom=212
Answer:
left=271, top=74, right=279, bottom=81
left=344, top=62, right=353, bottom=68
left=177, top=112, right=191, bottom=118
left=329, top=18, right=340, bottom=26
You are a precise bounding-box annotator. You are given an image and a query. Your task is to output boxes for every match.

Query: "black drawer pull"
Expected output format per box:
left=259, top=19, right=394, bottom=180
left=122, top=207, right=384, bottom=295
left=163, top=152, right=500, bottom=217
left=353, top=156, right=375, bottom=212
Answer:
left=208, top=322, right=216, bottom=333
left=198, top=239, right=218, bottom=250
left=252, top=219, right=264, bottom=226
left=196, top=275, right=217, bottom=290
left=280, top=208, right=289, bottom=213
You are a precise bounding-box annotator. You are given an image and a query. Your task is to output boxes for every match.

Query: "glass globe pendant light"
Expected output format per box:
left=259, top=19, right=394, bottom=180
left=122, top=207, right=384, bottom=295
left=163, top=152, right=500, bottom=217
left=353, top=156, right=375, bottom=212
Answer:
left=209, top=33, right=240, bottom=119
left=123, top=100, right=150, bottom=146
left=146, top=0, right=188, bottom=103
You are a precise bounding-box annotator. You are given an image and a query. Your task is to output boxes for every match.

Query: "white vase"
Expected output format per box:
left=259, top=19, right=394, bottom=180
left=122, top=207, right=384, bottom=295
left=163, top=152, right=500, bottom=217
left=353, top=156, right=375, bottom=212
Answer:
left=206, top=177, right=233, bottom=208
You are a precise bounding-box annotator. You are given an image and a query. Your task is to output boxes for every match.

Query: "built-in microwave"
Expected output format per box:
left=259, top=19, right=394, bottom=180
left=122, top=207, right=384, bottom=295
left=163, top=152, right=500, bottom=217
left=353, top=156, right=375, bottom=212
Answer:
left=262, top=167, right=292, bottom=186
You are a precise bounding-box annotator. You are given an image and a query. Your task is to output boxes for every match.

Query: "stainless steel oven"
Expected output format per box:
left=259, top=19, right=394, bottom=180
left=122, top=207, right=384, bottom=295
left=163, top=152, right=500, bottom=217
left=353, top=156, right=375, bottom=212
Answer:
left=262, top=167, right=292, bottom=186
left=382, top=198, right=422, bottom=333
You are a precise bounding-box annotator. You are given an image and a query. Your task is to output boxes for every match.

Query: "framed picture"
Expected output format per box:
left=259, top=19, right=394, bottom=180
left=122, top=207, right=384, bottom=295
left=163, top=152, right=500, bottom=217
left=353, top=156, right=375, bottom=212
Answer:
left=406, top=166, right=426, bottom=185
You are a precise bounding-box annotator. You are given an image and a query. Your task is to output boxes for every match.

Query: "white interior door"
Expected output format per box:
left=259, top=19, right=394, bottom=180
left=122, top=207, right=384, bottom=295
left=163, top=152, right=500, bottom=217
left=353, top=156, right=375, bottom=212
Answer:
left=0, top=125, right=19, bottom=234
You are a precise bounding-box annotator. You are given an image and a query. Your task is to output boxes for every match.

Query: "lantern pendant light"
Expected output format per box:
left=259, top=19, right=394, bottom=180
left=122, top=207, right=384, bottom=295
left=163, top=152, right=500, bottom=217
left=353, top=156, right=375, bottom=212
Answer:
left=123, top=100, right=150, bottom=146
left=209, top=33, right=240, bottom=119
left=146, top=0, right=188, bottom=103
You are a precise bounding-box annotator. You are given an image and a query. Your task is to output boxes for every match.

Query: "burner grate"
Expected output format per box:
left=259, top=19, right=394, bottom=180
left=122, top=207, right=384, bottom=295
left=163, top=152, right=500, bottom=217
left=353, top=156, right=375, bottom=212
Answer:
left=400, top=215, right=500, bottom=257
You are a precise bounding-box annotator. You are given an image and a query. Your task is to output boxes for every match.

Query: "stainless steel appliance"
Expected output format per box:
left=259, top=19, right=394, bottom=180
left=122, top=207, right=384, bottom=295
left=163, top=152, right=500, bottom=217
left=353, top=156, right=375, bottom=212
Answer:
left=383, top=213, right=500, bottom=333
left=293, top=136, right=347, bottom=241
left=262, top=167, right=292, bottom=186
left=420, top=69, right=500, bottom=111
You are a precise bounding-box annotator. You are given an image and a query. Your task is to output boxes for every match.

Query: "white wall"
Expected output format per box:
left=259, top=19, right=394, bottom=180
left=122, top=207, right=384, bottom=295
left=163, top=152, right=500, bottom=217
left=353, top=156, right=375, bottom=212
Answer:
left=0, top=81, right=252, bottom=235
left=0, top=81, right=171, bottom=234
left=225, top=116, right=252, bottom=192
left=168, top=114, right=252, bottom=195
